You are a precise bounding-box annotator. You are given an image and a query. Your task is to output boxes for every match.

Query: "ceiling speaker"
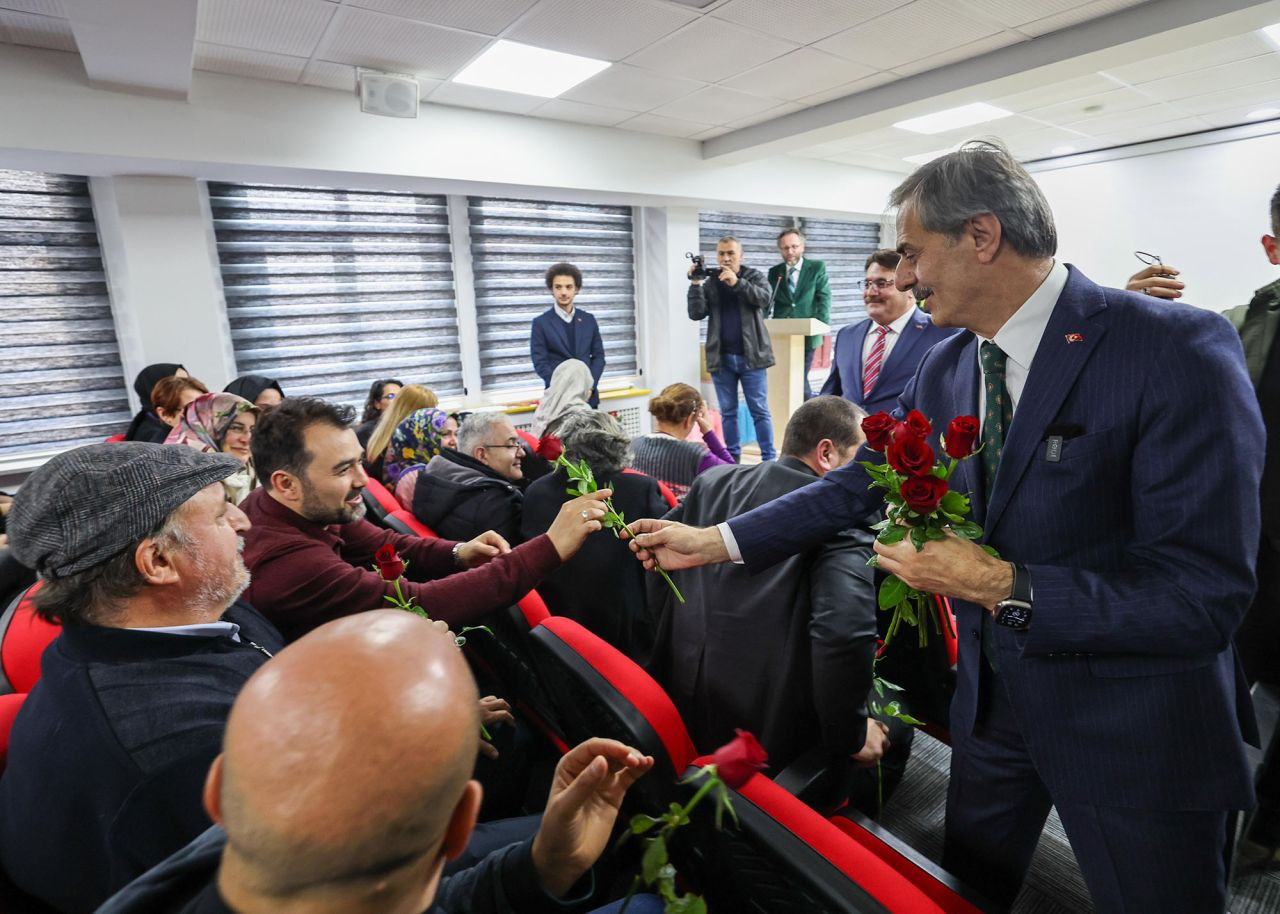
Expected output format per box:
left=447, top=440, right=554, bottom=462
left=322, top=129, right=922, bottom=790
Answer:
left=357, top=69, right=420, bottom=119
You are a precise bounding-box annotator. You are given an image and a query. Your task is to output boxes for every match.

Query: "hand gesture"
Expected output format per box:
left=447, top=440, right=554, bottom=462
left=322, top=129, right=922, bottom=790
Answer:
left=852, top=719, right=890, bottom=767
left=546, top=490, right=612, bottom=560
left=477, top=695, right=515, bottom=760
left=531, top=738, right=654, bottom=897
left=1126, top=264, right=1184, bottom=300
left=694, top=400, right=712, bottom=434
left=720, top=266, right=738, bottom=287
left=457, top=530, right=511, bottom=567
left=623, top=518, right=730, bottom=570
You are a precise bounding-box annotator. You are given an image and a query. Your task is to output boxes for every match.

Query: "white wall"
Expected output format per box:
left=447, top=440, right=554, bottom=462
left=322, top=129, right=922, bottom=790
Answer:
left=1034, top=131, right=1280, bottom=312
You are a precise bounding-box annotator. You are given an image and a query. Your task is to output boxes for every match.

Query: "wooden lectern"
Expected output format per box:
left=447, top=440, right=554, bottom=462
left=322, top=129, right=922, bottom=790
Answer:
left=763, top=317, right=829, bottom=455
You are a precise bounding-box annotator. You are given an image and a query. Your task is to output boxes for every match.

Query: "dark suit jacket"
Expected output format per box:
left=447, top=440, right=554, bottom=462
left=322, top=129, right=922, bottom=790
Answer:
left=648, top=457, right=878, bottom=772
left=727, top=266, right=1262, bottom=812
left=530, top=307, right=604, bottom=406
left=767, top=259, right=830, bottom=347
left=820, top=308, right=957, bottom=416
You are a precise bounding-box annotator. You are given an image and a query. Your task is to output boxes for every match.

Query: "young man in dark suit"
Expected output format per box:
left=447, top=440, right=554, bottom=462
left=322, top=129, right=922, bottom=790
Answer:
left=630, top=141, right=1262, bottom=912
left=821, top=249, right=957, bottom=416
left=768, top=228, right=831, bottom=399
left=530, top=262, right=605, bottom=407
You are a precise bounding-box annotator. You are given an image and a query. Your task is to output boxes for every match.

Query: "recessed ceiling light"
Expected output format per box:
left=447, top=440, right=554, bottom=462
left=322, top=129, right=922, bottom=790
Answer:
left=453, top=40, right=610, bottom=99
left=1247, top=107, right=1280, bottom=120
left=1262, top=23, right=1280, bottom=49
left=903, top=146, right=959, bottom=166
left=1051, top=145, right=1076, bottom=156
left=893, top=102, right=1013, bottom=135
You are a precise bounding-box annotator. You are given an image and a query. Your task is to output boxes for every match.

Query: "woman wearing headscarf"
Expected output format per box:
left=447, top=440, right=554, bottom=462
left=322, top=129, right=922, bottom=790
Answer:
left=364, top=384, right=438, bottom=483
left=224, top=375, right=284, bottom=412
left=124, top=363, right=187, bottom=443
left=165, top=392, right=260, bottom=504
left=387, top=407, right=459, bottom=510
left=530, top=359, right=595, bottom=462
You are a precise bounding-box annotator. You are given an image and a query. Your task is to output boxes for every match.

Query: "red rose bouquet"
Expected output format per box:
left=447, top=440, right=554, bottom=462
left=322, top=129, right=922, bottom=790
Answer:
left=860, top=410, right=994, bottom=646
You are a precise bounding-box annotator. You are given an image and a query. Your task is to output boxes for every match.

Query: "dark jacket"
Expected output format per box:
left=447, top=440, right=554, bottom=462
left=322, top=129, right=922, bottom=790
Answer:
left=688, top=266, right=775, bottom=372
left=96, top=826, right=600, bottom=914
left=124, top=410, right=171, bottom=443
left=521, top=468, right=668, bottom=661
left=0, top=603, right=283, bottom=914
left=647, top=457, right=878, bottom=772
left=530, top=308, right=605, bottom=408
left=413, top=450, right=524, bottom=545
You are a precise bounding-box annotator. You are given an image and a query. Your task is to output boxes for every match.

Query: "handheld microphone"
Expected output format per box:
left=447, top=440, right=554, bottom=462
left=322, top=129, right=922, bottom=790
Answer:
left=768, top=272, right=783, bottom=312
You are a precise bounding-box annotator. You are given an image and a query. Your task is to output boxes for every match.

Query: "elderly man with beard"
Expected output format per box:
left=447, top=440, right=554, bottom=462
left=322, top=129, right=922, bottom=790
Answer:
left=0, top=443, right=281, bottom=914
left=240, top=398, right=610, bottom=643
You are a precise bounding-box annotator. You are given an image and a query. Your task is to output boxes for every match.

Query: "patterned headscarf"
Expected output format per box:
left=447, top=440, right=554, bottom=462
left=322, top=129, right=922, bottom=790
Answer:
left=165, top=393, right=259, bottom=503
left=385, top=408, right=452, bottom=486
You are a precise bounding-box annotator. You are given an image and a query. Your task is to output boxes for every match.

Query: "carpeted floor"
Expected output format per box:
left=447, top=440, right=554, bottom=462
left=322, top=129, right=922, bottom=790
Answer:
left=876, top=732, right=1280, bottom=913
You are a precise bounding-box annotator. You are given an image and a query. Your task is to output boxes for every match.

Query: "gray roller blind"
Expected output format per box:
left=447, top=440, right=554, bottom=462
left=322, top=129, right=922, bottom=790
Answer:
left=208, top=182, right=464, bottom=407
left=468, top=197, right=637, bottom=392
left=0, top=169, right=130, bottom=460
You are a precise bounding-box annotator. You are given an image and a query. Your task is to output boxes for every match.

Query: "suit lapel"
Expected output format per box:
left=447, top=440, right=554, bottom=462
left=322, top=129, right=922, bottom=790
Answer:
left=872, top=310, right=929, bottom=395
left=984, top=271, right=1108, bottom=538
left=551, top=309, right=572, bottom=353
left=949, top=334, right=985, bottom=522
left=845, top=321, right=872, bottom=404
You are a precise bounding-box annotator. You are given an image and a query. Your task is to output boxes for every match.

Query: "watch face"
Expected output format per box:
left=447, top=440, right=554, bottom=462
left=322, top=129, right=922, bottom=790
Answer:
left=996, top=603, right=1032, bottom=629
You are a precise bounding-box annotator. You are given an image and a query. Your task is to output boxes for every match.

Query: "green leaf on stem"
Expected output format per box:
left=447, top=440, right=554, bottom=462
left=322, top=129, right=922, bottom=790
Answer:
left=669, top=894, right=709, bottom=914
left=981, top=544, right=1001, bottom=556
left=910, top=526, right=927, bottom=552
left=951, top=520, right=983, bottom=540
left=877, top=524, right=908, bottom=546
left=924, top=525, right=946, bottom=541
left=641, top=836, right=669, bottom=884
left=629, top=814, right=661, bottom=835
left=940, top=490, right=969, bottom=515
left=878, top=575, right=908, bottom=609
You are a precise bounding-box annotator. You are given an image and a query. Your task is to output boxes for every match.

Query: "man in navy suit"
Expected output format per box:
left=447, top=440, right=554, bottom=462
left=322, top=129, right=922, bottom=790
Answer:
left=628, top=141, right=1262, bottom=912
left=821, top=249, right=956, bottom=415
left=530, top=262, right=605, bottom=407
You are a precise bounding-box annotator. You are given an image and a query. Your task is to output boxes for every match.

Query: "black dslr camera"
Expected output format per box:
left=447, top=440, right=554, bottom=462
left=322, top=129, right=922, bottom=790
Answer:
left=686, top=251, right=721, bottom=280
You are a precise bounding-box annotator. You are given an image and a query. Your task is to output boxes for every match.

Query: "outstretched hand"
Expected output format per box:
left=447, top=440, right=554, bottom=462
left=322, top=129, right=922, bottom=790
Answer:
left=458, top=530, right=511, bottom=567
left=623, top=517, right=730, bottom=571
left=1126, top=264, right=1184, bottom=300
left=531, top=738, right=654, bottom=897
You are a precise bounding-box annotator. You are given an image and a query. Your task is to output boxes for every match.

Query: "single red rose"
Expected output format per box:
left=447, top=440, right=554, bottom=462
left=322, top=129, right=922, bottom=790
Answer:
left=375, top=543, right=406, bottom=581
left=943, top=415, right=980, bottom=459
left=886, top=435, right=935, bottom=477
left=900, top=474, right=949, bottom=514
left=861, top=411, right=896, bottom=451
left=903, top=409, right=932, bottom=439
left=712, top=729, right=769, bottom=789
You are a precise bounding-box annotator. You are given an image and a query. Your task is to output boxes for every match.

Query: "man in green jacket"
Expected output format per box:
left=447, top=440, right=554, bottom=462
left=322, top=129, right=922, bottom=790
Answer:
left=768, top=228, right=831, bottom=400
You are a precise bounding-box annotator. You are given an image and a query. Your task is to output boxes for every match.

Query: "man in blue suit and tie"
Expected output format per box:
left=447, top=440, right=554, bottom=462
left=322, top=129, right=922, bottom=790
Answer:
left=820, top=249, right=956, bottom=415
left=530, top=262, right=605, bottom=407
left=628, top=141, right=1262, bottom=912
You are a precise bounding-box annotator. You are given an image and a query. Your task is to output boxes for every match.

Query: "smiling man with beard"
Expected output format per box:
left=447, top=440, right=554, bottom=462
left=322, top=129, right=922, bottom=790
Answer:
left=240, top=397, right=611, bottom=643
left=0, top=443, right=282, bottom=914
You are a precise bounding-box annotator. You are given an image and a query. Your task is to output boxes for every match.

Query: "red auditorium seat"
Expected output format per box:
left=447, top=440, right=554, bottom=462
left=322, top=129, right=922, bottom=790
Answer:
left=361, top=477, right=401, bottom=523
left=386, top=508, right=436, bottom=538
left=0, top=583, right=59, bottom=695
left=622, top=468, right=678, bottom=509
left=103, top=433, right=127, bottom=443
left=515, top=428, right=539, bottom=451
left=0, top=692, right=26, bottom=772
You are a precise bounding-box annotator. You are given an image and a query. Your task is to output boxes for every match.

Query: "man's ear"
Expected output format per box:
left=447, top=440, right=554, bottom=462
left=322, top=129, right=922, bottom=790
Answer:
left=135, top=535, right=180, bottom=585
left=204, top=754, right=225, bottom=824
left=269, top=469, right=302, bottom=504
left=440, top=781, right=482, bottom=861
left=967, top=213, right=1003, bottom=264
left=1263, top=234, right=1279, bottom=266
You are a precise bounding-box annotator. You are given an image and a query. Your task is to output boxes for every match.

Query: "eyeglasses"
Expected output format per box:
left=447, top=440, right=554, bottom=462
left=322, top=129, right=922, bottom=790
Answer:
left=1133, top=250, right=1164, bottom=268
left=379, top=392, right=397, bottom=402
left=859, top=278, right=897, bottom=291
left=483, top=442, right=522, bottom=450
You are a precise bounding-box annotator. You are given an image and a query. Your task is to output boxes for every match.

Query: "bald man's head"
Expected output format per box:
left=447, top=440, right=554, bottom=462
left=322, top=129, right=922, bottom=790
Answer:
left=212, top=611, right=480, bottom=901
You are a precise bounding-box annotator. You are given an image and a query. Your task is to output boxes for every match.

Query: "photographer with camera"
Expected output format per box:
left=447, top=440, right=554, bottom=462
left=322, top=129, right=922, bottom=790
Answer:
left=687, top=235, right=776, bottom=461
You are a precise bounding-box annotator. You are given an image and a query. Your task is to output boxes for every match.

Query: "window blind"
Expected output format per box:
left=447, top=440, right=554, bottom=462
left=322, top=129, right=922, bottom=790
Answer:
left=0, top=169, right=131, bottom=461
left=207, top=182, right=464, bottom=407
left=468, top=197, right=638, bottom=393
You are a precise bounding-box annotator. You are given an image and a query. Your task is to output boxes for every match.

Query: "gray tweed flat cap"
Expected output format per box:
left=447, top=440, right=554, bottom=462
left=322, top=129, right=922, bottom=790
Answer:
left=9, top=443, right=242, bottom=579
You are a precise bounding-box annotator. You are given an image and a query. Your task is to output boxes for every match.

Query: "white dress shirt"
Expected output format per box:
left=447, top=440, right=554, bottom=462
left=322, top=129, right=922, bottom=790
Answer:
left=554, top=304, right=575, bottom=323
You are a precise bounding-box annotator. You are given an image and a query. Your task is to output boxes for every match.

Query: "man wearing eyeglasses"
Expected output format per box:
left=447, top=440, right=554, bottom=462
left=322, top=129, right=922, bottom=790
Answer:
left=820, top=249, right=956, bottom=417
left=768, top=228, right=831, bottom=400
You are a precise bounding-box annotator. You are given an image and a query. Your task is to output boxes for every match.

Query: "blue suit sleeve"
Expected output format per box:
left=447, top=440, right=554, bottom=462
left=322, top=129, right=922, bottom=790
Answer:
left=820, top=332, right=842, bottom=396
left=530, top=316, right=553, bottom=386
left=589, top=315, right=605, bottom=384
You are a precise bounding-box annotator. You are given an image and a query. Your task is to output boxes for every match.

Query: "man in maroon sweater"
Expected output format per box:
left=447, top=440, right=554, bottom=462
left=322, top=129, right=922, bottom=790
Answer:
left=242, top=398, right=609, bottom=642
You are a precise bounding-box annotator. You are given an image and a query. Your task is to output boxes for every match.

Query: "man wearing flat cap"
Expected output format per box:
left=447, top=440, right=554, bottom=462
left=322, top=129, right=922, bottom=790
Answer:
left=0, top=443, right=284, bottom=914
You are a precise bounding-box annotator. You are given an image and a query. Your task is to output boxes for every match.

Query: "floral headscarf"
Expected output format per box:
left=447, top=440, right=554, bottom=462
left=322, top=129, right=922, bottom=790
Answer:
left=165, top=392, right=259, bottom=504
left=385, top=408, right=452, bottom=486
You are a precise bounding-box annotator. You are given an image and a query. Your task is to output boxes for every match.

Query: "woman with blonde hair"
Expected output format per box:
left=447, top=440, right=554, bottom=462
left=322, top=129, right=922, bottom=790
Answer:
left=629, top=382, right=733, bottom=502
left=364, top=384, right=437, bottom=482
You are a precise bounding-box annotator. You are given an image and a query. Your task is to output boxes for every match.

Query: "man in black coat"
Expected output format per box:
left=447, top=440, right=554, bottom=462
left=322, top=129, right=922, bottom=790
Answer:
left=648, top=396, right=911, bottom=814
left=413, top=412, right=525, bottom=544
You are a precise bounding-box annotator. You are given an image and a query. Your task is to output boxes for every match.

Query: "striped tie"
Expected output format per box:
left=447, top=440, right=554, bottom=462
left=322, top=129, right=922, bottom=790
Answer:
left=787, top=266, right=798, bottom=294
left=862, top=325, right=890, bottom=398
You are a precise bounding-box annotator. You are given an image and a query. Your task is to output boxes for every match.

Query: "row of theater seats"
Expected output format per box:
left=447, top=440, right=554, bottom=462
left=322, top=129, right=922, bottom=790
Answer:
left=360, top=475, right=993, bottom=913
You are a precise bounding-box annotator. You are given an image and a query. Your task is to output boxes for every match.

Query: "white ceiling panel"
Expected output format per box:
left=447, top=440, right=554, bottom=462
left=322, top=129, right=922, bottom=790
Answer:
left=1167, top=79, right=1280, bottom=116
left=816, top=0, right=1001, bottom=70
left=994, top=73, right=1121, bottom=112
left=798, top=70, right=896, bottom=105
left=1200, top=108, right=1280, bottom=129
left=319, top=6, right=490, bottom=78
left=1099, top=32, right=1275, bottom=86
left=194, top=43, right=307, bottom=82
left=534, top=97, right=635, bottom=125
left=649, top=84, right=782, bottom=124
left=720, top=48, right=876, bottom=101
left=1073, top=115, right=1214, bottom=151
left=1017, top=0, right=1147, bottom=38
left=197, top=0, right=336, bottom=58
left=505, top=0, right=697, bottom=62
left=888, top=30, right=1023, bottom=78
left=0, top=0, right=65, bottom=16
left=617, top=111, right=712, bottom=137
left=724, top=100, right=804, bottom=128
left=1067, top=102, right=1195, bottom=136
left=827, top=149, right=912, bottom=172
left=343, top=0, right=537, bottom=35
left=952, top=0, right=1088, bottom=29
left=0, top=8, right=74, bottom=50
left=999, top=124, right=1094, bottom=156
left=427, top=80, right=545, bottom=113
left=711, top=0, right=912, bottom=45
left=691, top=125, right=733, bottom=140
left=1020, top=86, right=1158, bottom=127
left=1135, top=55, right=1280, bottom=104
left=301, top=59, right=357, bottom=91
left=625, top=16, right=798, bottom=83
left=560, top=62, right=705, bottom=111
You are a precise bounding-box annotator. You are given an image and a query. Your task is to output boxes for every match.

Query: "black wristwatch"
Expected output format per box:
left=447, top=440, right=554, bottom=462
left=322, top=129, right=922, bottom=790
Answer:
left=994, top=563, right=1033, bottom=630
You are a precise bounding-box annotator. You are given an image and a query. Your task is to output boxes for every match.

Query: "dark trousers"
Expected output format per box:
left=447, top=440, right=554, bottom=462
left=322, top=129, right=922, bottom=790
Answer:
left=1239, top=535, right=1280, bottom=686
left=944, top=671, right=1230, bottom=913
left=802, top=343, right=818, bottom=400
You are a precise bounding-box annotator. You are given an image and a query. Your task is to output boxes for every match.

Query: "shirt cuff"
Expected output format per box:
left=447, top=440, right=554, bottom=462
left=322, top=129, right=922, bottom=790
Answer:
left=718, top=521, right=745, bottom=565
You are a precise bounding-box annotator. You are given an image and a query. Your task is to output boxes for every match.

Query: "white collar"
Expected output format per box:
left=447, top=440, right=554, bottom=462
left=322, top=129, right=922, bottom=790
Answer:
left=554, top=304, right=575, bottom=323
left=876, top=307, right=916, bottom=336
left=786, top=258, right=804, bottom=273
left=982, top=261, right=1069, bottom=370
left=133, top=620, right=242, bottom=641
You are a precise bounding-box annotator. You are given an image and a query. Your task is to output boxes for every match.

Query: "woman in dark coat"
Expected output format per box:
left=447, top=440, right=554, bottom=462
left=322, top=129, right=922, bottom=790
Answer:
left=520, top=410, right=668, bottom=661
left=123, top=363, right=187, bottom=443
